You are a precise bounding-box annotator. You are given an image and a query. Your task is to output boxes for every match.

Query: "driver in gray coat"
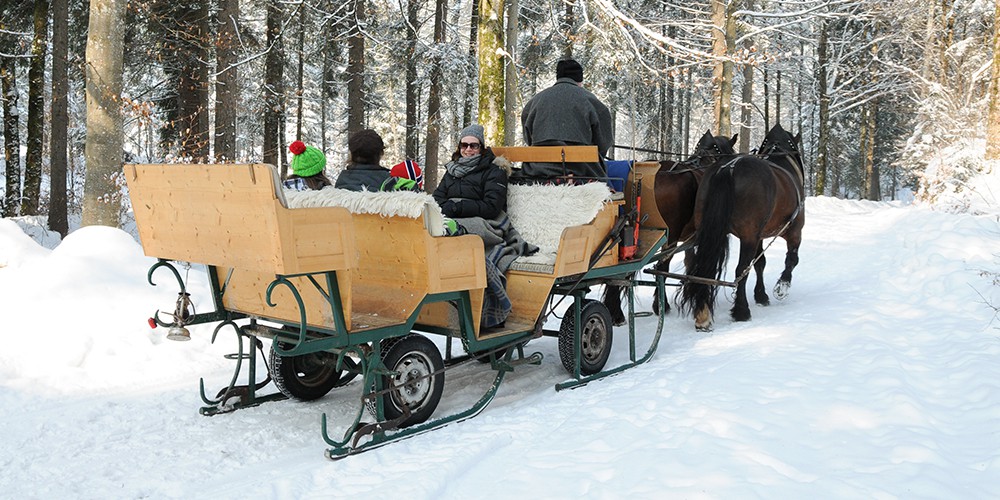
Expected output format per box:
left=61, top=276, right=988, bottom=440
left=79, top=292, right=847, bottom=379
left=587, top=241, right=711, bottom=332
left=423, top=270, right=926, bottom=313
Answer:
left=518, top=58, right=614, bottom=182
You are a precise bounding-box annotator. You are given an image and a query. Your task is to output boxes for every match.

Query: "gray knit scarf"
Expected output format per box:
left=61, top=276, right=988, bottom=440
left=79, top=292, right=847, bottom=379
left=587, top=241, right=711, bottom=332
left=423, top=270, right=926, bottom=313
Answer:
left=445, top=154, right=481, bottom=178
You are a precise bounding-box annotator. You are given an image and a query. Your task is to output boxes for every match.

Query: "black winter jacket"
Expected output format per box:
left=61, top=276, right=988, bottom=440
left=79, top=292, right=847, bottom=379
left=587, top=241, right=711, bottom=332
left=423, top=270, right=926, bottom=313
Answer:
left=433, top=149, right=508, bottom=220
left=335, top=162, right=391, bottom=191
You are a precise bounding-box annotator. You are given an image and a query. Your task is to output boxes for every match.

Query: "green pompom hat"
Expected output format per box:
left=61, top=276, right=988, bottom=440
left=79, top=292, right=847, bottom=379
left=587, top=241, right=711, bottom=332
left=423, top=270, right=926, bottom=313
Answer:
left=289, top=140, right=326, bottom=177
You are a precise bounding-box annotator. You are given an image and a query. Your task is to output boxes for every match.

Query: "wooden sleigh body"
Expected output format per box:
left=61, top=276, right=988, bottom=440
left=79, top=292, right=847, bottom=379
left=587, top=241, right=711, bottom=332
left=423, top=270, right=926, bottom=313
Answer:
left=125, top=146, right=669, bottom=459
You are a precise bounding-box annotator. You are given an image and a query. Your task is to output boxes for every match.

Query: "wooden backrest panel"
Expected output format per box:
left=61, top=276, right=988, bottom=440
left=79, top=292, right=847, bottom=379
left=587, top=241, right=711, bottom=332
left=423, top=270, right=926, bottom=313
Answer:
left=492, top=145, right=599, bottom=163
left=125, top=164, right=354, bottom=276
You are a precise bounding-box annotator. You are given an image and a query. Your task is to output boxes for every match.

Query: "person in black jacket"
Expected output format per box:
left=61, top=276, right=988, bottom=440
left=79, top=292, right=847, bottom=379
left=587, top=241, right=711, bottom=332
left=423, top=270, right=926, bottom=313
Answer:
left=335, top=129, right=392, bottom=191
left=433, top=124, right=508, bottom=219
left=434, top=124, right=539, bottom=330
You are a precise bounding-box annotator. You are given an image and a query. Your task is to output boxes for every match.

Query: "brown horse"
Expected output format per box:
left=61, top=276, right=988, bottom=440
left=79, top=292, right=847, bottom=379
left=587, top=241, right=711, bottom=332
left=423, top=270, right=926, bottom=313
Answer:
left=680, top=123, right=805, bottom=331
left=603, top=131, right=737, bottom=325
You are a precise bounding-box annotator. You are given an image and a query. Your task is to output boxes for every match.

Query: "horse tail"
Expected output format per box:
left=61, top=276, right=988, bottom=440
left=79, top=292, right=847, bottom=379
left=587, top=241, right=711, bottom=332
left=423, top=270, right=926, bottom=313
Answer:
left=681, top=165, right=735, bottom=317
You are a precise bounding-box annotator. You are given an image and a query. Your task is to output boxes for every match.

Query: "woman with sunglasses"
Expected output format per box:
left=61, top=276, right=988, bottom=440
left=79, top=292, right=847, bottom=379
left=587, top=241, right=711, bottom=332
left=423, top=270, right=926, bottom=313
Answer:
left=433, top=124, right=536, bottom=330
left=432, top=124, right=508, bottom=220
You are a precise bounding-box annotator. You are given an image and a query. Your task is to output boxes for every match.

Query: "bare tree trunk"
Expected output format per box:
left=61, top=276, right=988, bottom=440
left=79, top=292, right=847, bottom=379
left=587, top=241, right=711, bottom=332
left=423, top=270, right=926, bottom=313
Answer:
left=1, top=58, right=21, bottom=217
left=775, top=68, right=782, bottom=126
left=477, top=0, right=505, bottom=145
left=321, top=0, right=340, bottom=152
left=922, top=1, right=935, bottom=81
left=710, top=0, right=735, bottom=137
left=23, top=0, right=49, bottom=216
left=560, top=0, right=574, bottom=58
left=862, top=98, right=880, bottom=200
left=987, top=0, right=1000, bottom=159
left=503, top=0, right=519, bottom=147
left=762, top=68, right=769, bottom=130
left=683, top=70, right=692, bottom=156
left=263, top=0, right=285, bottom=173
left=738, top=73, right=752, bottom=153
left=404, top=0, right=419, bottom=158
left=815, top=19, right=829, bottom=195
left=862, top=38, right=880, bottom=201
left=656, top=26, right=665, bottom=152
left=738, top=0, right=753, bottom=153
left=663, top=26, right=675, bottom=154
left=346, top=0, right=366, bottom=135
left=214, top=0, right=239, bottom=162
left=49, top=0, right=68, bottom=235
left=173, top=2, right=210, bottom=160
left=321, top=51, right=329, bottom=152
left=83, top=0, right=126, bottom=227
left=425, top=0, right=446, bottom=191
left=463, top=0, right=480, bottom=127
left=938, top=0, right=955, bottom=79
left=295, top=8, right=305, bottom=141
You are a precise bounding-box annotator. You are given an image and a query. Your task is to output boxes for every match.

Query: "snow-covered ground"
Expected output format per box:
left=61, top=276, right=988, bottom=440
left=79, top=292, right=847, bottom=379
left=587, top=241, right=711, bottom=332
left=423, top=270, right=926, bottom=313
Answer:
left=1, top=193, right=999, bottom=499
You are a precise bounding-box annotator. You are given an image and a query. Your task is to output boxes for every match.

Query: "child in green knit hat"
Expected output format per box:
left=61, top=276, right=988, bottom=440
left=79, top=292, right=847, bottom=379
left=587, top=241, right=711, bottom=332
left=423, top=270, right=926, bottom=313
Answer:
left=284, top=140, right=331, bottom=191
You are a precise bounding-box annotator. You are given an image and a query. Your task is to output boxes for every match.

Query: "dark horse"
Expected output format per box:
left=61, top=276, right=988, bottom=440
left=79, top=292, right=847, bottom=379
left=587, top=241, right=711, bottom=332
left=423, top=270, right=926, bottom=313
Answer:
left=603, top=130, right=737, bottom=325
left=680, top=123, right=805, bottom=331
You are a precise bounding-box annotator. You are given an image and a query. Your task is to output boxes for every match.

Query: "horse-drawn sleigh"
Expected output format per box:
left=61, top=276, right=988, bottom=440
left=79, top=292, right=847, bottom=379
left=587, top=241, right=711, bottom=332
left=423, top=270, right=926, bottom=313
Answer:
left=127, top=145, right=674, bottom=458
left=127, top=124, right=804, bottom=458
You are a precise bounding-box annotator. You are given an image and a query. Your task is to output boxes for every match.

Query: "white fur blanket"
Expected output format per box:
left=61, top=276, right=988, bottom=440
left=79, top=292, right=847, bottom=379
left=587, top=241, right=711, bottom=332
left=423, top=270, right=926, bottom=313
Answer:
left=284, top=187, right=446, bottom=236
left=507, top=182, right=612, bottom=262
left=281, top=182, right=612, bottom=250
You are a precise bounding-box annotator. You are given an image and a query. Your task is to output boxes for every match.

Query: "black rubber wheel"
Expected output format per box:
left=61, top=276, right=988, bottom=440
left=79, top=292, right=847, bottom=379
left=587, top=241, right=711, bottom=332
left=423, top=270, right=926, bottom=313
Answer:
left=378, top=334, right=445, bottom=427
left=558, top=299, right=613, bottom=376
left=268, top=341, right=348, bottom=401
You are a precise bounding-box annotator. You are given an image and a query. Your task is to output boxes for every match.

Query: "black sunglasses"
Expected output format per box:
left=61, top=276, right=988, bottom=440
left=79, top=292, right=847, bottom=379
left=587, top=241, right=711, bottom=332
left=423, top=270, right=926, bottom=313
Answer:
left=459, top=142, right=481, bottom=150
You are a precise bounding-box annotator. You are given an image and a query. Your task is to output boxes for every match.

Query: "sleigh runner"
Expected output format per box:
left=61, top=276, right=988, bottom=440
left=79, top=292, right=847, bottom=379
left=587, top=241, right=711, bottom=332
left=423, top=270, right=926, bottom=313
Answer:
left=126, top=146, right=670, bottom=458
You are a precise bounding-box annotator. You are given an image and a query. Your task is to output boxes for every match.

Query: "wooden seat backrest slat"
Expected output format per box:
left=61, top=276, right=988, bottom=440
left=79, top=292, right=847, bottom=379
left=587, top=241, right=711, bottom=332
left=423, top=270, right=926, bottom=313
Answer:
left=125, top=163, right=353, bottom=275
left=491, top=145, right=599, bottom=164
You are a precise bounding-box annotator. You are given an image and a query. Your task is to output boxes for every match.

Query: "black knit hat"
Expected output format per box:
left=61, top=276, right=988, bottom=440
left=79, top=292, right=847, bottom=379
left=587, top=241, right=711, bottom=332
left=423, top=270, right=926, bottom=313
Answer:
left=556, top=59, right=583, bottom=83
left=348, top=129, right=385, bottom=163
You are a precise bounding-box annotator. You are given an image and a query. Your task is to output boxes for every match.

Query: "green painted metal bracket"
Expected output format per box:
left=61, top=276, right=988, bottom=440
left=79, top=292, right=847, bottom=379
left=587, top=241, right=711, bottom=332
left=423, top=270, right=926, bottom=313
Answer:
left=198, top=319, right=285, bottom=415
left=148, top=259, right=187, bottom=294
left=264, top=270, right=350, bottom=357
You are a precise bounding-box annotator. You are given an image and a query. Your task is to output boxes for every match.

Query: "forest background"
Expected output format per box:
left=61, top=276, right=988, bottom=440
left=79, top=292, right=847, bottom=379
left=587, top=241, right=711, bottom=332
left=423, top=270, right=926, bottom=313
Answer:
left=2, top=0, right=1000, bottom=236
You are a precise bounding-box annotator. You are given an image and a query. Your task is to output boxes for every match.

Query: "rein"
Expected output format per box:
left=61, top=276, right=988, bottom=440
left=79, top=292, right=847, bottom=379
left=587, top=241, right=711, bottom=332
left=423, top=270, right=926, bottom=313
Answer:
left=731, top=212, right=798, bottom=290
left=613, top=144, right=689, bottom=158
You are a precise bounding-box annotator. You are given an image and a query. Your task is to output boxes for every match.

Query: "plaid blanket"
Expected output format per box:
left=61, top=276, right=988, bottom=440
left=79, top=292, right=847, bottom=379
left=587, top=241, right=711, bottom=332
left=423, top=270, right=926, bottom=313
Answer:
left=454, top=212, right=538, bottom=328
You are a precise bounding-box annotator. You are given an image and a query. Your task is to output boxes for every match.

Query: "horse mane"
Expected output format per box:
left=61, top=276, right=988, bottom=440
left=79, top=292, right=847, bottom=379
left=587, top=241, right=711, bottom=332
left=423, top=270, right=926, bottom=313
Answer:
left=758, top=124, right=804, bottom=186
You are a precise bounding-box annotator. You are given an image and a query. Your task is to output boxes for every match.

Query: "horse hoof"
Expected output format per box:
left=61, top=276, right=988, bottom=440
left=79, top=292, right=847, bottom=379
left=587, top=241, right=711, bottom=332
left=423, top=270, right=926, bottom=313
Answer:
left=755, top=294, right=770, bottom=306
left=774, top=281, right=790, bottom=300
left=652, top=300, right=670, bottom=317
left=731, top=306, right=752, bottom=322
left=696, top=324, right=712, bottom=332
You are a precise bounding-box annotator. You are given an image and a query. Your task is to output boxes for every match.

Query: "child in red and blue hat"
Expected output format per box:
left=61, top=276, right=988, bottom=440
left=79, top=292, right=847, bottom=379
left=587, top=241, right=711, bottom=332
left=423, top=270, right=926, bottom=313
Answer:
left=380, top=159, right=424, bottom=192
